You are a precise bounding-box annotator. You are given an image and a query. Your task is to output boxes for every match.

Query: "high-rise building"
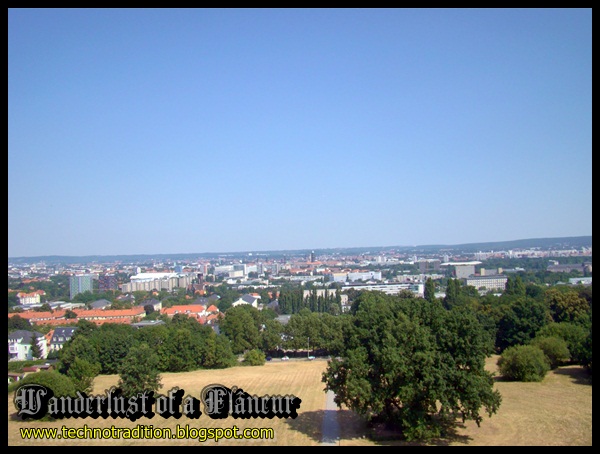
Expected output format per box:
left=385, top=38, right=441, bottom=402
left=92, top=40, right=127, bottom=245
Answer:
left=70, top=274, right=95, bottom=300
left=98, top=274, right=118, bottom=291
left=310, top=251, right=315, bottom=263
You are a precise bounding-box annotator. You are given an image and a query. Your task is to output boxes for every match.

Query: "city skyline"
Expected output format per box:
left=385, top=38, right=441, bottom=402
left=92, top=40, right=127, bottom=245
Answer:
left=8, top=8, right=592, bottom=257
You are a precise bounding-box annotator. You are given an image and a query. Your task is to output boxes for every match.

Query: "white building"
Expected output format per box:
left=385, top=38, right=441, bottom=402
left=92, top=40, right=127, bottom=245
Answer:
left=16, top=290, right=45, bottom=306
left=8, top=330, right=48, bottom=361
left=347, top=271, right=382, bottom=282
left=232, top=294, right=261, bottom=308
left=302, top=288, right=349, bottom=304
left=341, top=283, right=425, bottom=297
left=121, top=272, right=194, bottom=292
left=465, top=275, right=508, bottom=292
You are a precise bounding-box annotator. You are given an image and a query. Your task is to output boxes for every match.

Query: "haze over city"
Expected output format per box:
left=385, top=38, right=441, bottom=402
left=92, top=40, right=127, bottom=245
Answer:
left=8, top=8, right=592, bottom=258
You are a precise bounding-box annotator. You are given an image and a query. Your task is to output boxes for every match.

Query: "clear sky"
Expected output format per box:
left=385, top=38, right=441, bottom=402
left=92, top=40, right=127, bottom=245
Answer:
left=8, top=8, right=592, bottom=257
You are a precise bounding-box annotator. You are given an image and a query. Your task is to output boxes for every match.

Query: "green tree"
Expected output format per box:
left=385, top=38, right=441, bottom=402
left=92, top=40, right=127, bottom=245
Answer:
left=201, top=332, right=237, bottom=369
left=544, top=287, right=590, bottom=324
left=29, top=333, right=43, bottom=360
left=117, top=343, right=163, bottom=396
left=88, top=324, right=136, bottom=374
left=504, top=275, right=526, bottom=297
left=74, top=319, right=97, bottom=338
left=424, top=278, right=436, bottom=303
left=322, top=292, right=501, bottom=441
left=536, top=322, right=590, bottom=366
left=443, top=278, right=461, bottom=309
left=66, top=358, right=101, bottom=394
left=8, top=315, right=32, bottom=332
left=260, top=318, right=284, bottom=351
left=219, top=305, right=261, bottom=354
left=243, top=349, right=266, bottom=366
left=163, top=328, right=204, bottom=372
left=496, top=297, right=551, bottom=351
left=64, top=309, right=78, bottom=319
left=14, top=370, right=77, bottom=399
left=497, top=344, right=550, bottom=382
left=58, top=335, right=100, bottom=375
left=530, top=336, right=570, bottom=369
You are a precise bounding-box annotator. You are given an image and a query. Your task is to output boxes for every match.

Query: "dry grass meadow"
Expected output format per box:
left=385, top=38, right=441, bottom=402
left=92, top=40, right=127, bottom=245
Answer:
left=8, top=355, right=592, bottom=446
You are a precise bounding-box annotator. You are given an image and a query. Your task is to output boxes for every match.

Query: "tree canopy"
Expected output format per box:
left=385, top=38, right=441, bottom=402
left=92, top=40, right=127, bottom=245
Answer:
left=322, top=291, right=501, bottom=441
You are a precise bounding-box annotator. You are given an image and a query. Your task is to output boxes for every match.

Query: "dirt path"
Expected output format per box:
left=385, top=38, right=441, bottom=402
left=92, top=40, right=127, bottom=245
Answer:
left=321, top=390, right=340, bottom=445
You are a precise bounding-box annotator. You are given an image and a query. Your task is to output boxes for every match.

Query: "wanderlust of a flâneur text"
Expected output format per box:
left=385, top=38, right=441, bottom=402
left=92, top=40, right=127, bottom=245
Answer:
left=14, top=384, right=302, bottom=422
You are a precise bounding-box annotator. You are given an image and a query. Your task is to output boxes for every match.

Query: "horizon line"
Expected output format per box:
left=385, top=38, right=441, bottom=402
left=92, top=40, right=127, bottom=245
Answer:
left=7, top=234, right=592, bottom=261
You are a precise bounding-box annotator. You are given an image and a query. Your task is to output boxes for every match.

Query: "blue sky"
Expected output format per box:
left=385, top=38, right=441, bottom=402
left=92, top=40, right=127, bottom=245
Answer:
left=8, top=8, right=592, bottom=257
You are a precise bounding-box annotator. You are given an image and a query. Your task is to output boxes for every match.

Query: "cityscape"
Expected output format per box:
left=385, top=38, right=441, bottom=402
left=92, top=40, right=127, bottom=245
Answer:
left=8, top=8, right=591, bottom=446
left=8, top=236, right=592, bottom=326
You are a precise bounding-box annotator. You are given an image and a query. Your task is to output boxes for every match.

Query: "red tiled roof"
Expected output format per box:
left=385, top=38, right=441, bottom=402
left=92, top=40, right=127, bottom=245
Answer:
left=16, top=290, right=46, bottom=298
left=8, top=306, right=145, bottom=326
left=8, top=310, right=66, bottom=320
left=161, top=304, right=206, bottom=315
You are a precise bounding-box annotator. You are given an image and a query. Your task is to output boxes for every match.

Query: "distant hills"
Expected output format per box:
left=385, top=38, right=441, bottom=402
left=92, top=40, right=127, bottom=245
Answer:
left=7, top=236, right=591, bottom=265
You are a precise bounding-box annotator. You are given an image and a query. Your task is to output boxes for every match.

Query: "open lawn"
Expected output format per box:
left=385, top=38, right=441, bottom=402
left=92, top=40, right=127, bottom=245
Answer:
left=7, top=356, right=592, bottom=446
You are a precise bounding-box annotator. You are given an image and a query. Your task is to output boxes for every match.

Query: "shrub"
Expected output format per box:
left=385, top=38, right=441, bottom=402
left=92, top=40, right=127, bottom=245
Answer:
left=530, top=336, right=570, bottom=369
left=10, top=370, right=77, bottom=397
left=10, top=370, right=78, bottom=420
left=242, top=349, right=266, bottom=366
left=497, top=345, right=550, bottom=382
left=536, top=322, right=588, bottom=365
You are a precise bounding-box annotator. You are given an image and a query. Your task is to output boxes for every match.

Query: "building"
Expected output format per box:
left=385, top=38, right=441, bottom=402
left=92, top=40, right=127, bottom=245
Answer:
left=48, top=327, right=77, bottom=353
left=75, top=307, right=145, bottom=325
left=341, top=282, right=425, bottom=297
left=232, top=293, right=261, bottom=308
left=16, top=290, right=46, bottom=306
left=120, top=272, right=195, bottom=293
left=418, top=260, right=441, bottom=273
left=302, top=288, right=348, bottom=305
left=138, top=298, right=162, bottom=312
left=327, top=272, right=349, bottom=283
left=70, top=274, right=95, bottom=299
left=547, top=262, right=591, bottom=274
left=161, top=304, right=207, bottom=319
left=465, top=275, right=508, bottom=292
left=8, top=330, right=48, bottom=360
left=347, top=271, right=382, bottom=282
left=98, top=274, right=118, bottom=291
left=89, top=299, right=112, bottom=310
left=131, top=320, right=166, bottom=329
left=440, top=261, right=481, bottom=279
left=568, top=277, right=592, bottom=286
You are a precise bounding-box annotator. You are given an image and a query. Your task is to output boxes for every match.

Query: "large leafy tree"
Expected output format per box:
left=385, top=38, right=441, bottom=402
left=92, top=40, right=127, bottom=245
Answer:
left=219, top=305, right=262, bottom=354
left=200, top=331, right=237, bottom=369
left=88, top=324, right=136, bottom=374
left=117, top=343, right=162, bottom=396
left=58, top=335, right=100, bottom=375
left=543, top=287, right=590, bottom=324
left=496, top=297, right=551, bottom=351
left=67, top=358, right=101, bottom=394
left=322, top=291, right=501, bottom=441
left=162, top=328, right=204, bottom=372
left=8, top=315, right=32, bottom=332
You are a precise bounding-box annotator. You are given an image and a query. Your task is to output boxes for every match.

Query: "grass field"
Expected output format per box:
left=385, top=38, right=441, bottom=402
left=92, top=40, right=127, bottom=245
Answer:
left=7, top=356, right=592, bottom=446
